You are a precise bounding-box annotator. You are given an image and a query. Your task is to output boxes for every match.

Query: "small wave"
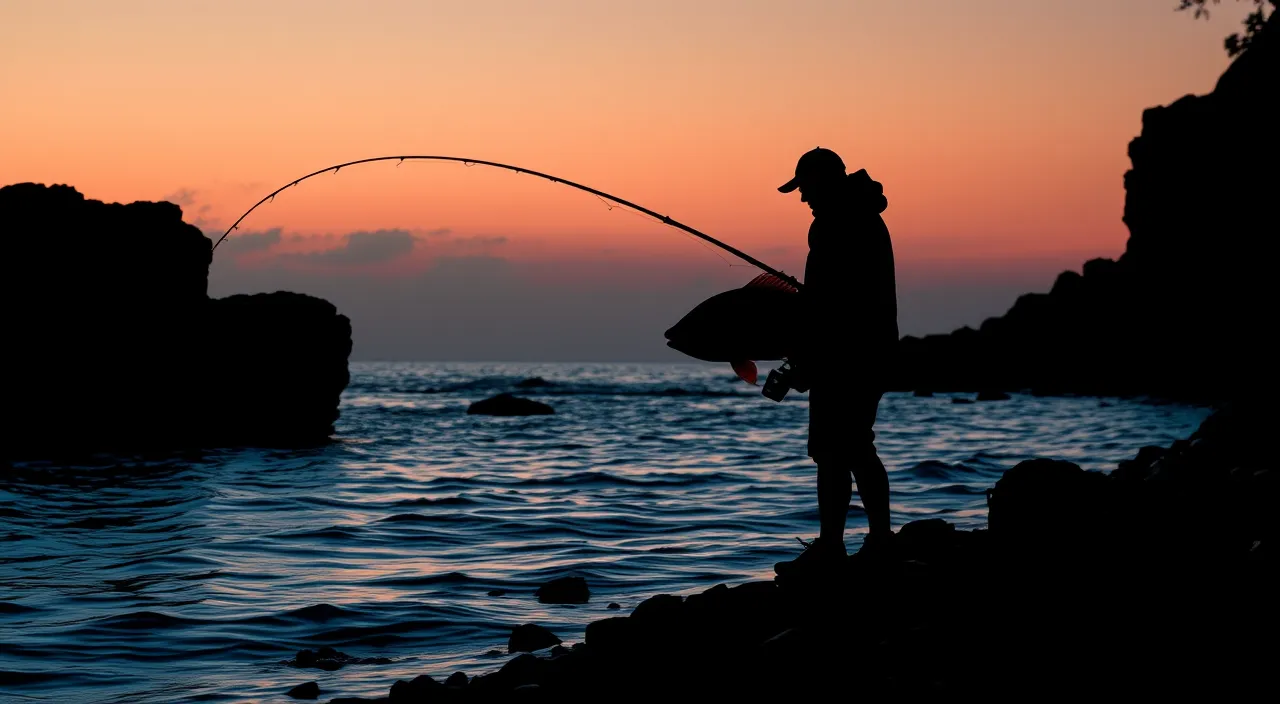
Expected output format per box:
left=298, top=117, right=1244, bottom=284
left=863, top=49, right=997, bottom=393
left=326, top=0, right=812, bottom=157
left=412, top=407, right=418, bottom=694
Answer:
left=59, top=515, right=140, bottom=530
left=393, top=496, right=478, bottom=507
left=93, top=611, right=201, bottom=630
left=273, top=526, right=364, bottom=540
left=515, top=471, right=746, bottom=488
left=0, top=669, right=63, bottom=686
left=284, top=604, right=353, bottom=622
left=370, top=571, right=474, bottom=587
left=906, top=460, right=977, bottom=480
left=378, top=512, right=476, bottom=524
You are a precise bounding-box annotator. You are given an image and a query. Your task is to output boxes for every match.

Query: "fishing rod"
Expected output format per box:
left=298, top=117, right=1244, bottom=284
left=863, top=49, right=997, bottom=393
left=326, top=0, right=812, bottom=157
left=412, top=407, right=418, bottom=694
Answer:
left=212, top=155, right=803, bottom=290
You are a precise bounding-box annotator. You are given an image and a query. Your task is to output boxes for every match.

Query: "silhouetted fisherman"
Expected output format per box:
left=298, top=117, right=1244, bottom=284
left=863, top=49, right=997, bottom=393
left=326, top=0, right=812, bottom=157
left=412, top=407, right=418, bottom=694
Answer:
left=773, top=148, right=898, bottom=579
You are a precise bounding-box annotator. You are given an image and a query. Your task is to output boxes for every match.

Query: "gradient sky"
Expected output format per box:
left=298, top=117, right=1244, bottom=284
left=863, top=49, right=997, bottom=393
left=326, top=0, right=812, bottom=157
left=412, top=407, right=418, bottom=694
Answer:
left=0, top=1, right=1249, bottom=360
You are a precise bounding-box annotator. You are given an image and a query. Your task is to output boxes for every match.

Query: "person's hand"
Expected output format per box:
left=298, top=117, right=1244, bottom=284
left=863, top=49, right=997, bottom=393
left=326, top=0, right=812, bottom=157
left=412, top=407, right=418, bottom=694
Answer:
left=786, top=360, right=811, bottom=393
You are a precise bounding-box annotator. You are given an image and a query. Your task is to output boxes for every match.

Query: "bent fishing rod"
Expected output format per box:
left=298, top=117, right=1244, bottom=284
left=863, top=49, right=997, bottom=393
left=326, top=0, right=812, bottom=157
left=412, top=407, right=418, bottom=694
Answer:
left=212, top=155, right=802, bottom=290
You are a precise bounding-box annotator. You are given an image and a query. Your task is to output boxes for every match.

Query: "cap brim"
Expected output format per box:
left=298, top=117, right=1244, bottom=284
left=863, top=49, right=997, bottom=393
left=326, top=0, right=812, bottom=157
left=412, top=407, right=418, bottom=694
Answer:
left=777, top=178, right=800, bottom=194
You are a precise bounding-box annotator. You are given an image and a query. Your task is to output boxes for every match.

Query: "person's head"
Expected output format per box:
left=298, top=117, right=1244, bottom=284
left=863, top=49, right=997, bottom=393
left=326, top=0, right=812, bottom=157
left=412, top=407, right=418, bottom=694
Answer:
left=778, top=147, right=846, bottom=211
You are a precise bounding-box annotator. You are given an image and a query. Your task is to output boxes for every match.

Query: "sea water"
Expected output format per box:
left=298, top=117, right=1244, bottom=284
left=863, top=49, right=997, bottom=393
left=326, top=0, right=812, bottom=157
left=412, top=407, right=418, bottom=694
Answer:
left=0, top=362, right=1211, bottom=703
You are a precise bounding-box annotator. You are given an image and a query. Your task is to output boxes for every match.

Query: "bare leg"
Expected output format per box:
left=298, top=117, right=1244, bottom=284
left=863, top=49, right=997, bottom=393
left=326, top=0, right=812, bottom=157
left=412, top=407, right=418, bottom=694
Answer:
left=851, top=447, right=891, bottom=536
left=816, top=460, right=852, bottom=545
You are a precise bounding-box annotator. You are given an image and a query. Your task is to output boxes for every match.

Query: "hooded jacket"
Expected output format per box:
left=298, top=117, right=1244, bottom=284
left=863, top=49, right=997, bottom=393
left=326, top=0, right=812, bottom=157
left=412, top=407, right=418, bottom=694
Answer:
left=797, top=169, right=899, bottom=391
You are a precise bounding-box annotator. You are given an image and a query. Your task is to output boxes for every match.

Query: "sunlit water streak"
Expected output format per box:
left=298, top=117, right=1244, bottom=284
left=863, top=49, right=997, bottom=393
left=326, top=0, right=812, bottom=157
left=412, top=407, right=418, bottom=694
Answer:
left=1, top=362, right=1210, bottom=703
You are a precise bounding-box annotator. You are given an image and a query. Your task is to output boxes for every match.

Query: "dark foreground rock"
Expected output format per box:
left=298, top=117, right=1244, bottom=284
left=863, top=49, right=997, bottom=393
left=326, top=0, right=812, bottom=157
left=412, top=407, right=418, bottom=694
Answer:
left=1, top=183, right=352, bottom=457
left=508, top=624, right=561, bottom=653
left=356, top=402, right=1276, bottom=701
left=533, top=576, right=588, bottom=604
left=467, top=394, right=555, bottom=417
left=890, top=16, right=1278, bottom=402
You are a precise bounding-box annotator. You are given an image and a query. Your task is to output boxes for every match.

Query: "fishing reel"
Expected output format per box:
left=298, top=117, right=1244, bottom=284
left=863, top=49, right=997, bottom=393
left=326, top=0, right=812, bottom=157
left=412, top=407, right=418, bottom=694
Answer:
left=762, top=360, right=809, bottom=402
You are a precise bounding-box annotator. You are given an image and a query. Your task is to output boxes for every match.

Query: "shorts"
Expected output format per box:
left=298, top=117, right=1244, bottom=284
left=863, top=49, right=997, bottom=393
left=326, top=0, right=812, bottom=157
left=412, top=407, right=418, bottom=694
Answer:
left=807, top=386, right=883, bottom=461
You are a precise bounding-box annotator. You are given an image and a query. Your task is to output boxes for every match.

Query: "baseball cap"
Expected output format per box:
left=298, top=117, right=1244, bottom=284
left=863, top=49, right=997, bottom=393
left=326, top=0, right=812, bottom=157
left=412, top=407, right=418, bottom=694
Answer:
left=778, top=147, right=846, bottom=193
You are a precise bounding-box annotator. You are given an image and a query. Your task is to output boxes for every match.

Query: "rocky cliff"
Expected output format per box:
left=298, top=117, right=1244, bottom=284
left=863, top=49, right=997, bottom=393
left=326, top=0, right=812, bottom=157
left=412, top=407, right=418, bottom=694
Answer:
left=893, top=14, right=1278, bottom=401
left=0, top=183, right=351, bottom=457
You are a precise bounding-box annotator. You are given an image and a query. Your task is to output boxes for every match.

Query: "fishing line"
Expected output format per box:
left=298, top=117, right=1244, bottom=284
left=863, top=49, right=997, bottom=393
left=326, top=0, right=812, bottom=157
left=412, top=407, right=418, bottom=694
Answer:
left=212, top=155, right=802, bottom=290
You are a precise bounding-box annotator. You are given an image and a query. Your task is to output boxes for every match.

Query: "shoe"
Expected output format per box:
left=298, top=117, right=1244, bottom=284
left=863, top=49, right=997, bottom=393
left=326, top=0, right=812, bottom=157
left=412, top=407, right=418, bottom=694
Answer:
left=850, top=531, right=897, bottom=565
left=774, top=536, right=847, bottom=581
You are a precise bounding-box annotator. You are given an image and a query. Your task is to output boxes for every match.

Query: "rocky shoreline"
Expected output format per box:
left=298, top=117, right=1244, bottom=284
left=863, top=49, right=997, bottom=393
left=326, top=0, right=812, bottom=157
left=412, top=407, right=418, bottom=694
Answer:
left=301, top=400, right=1274, bottom=702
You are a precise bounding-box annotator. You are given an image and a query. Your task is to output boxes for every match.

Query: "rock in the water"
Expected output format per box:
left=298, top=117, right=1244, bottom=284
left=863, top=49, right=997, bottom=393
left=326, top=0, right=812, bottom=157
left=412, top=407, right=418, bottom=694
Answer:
left=509, top=623, right=562, bottom=653
left=286, top=647, right=393, bottom=671
left=977, top=389, right=1011, bottom=401
left=535, top=576, right=589, bottom=604
left=444, top=671, right=468, bottom=687
left=607, top=602, right=621, bottom=610
left=286, top=681, right=320, bottom=699
left=204, top=292, right=352, bottom=447
left=488, top=589, right=508, bottom=597
left=515, top=376, right=553, bottom=388
left=0, top=182, right=353, bottom=457
left=467, top=393, right=555, bottom=417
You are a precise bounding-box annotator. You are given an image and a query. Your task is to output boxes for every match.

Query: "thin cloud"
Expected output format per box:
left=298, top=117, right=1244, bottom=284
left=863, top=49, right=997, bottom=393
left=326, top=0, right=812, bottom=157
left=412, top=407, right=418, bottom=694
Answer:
left=220, top=227, right=282, bottom=253
left=162, top=188, right=198, bottom=207
left=290, top=229, right=418, bottom=265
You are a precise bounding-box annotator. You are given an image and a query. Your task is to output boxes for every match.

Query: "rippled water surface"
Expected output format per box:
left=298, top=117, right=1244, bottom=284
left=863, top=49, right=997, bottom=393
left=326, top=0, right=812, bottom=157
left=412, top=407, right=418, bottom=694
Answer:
left=1, top=362, right=1211, bottom=703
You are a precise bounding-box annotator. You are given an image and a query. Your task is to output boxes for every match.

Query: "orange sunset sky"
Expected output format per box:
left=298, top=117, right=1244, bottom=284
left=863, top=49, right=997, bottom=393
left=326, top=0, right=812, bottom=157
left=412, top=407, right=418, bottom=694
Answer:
left=0, top=1, right=1249, bottom=360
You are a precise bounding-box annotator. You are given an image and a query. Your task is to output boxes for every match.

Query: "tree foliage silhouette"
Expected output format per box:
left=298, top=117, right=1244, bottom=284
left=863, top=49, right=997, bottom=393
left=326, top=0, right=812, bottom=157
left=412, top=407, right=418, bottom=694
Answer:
left=1178, top=0, right=1276, bottom=56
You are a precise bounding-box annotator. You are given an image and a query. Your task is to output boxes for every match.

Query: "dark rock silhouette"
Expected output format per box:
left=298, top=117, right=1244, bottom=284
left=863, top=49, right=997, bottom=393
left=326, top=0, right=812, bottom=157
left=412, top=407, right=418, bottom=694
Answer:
left=515, top=376, right=553, bottom=388
left=892, top=14, right=1278, bottom=402
left=349, top=401, right=1275, bottom=701
left=284, top=646, right=392, bottom=671
left=389, top=674, right=441, bottom=700
left=0, top=183, right=352, bottom=457
left=285, top=681, right=320, bottom=699
left=467, top=394, right=555, bottom=417
left=508, top=624, right=561, bottom=653
left=533, top=576, right=589, bottom=604
left=203, top=292, right=351, bottom=446
left=444, top=672, right=469, bottom=688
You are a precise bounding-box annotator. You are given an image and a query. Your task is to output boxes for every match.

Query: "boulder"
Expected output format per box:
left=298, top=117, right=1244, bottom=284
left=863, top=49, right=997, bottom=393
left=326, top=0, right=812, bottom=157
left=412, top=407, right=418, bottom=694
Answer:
left=468, top=393, right=555, bottom=417
left=285, top=681, right=320, bottom=700
left=388, top=674, right=440, bottom=701
left=285, top=646, right=392, bottom=671
left=509, top=624, right=561, bottom=653
left=534, top=576, right=589, bottom=604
